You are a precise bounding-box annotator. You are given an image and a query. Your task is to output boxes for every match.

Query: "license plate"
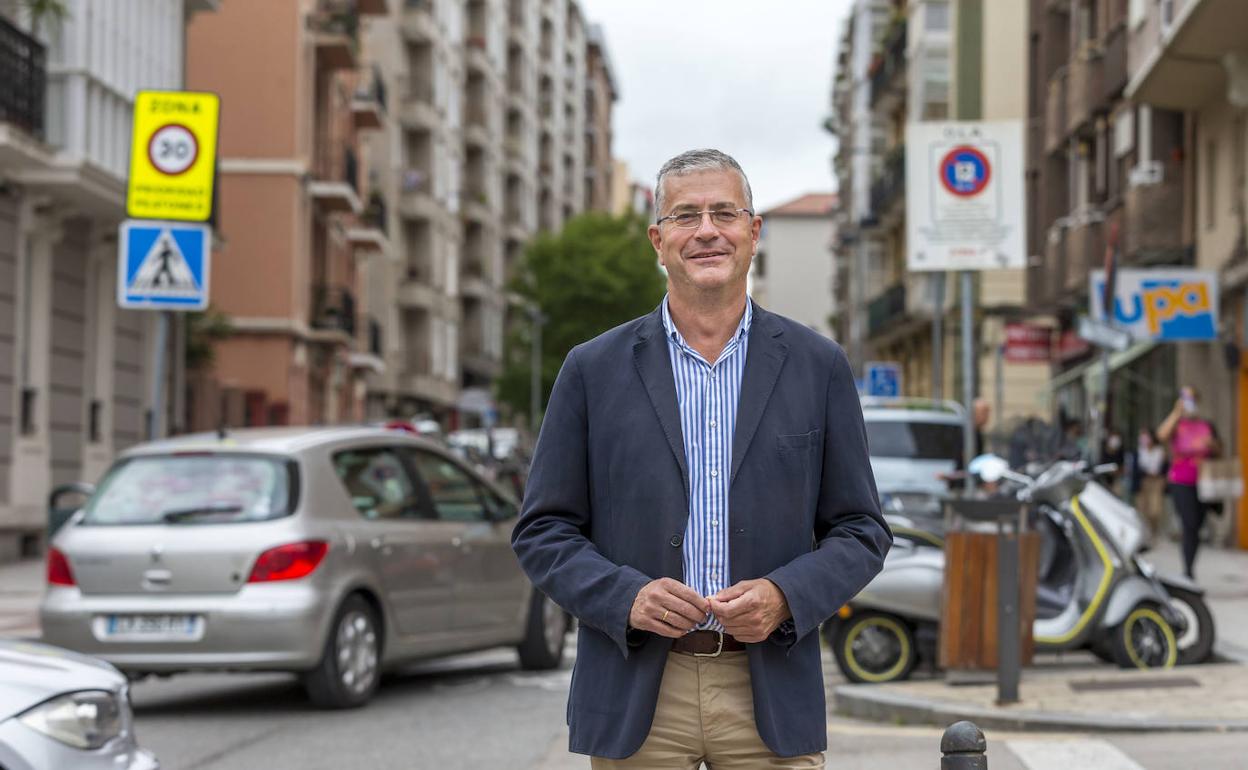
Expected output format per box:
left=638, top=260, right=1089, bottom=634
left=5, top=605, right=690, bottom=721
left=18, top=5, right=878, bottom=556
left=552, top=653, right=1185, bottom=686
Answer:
left=96, top=614, right=204, bottom=642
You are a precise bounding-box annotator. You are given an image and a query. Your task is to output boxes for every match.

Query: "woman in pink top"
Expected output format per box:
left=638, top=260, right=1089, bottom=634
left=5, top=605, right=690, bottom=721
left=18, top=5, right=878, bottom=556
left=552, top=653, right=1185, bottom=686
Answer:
left=1157, top=385, right=1221, bottom=578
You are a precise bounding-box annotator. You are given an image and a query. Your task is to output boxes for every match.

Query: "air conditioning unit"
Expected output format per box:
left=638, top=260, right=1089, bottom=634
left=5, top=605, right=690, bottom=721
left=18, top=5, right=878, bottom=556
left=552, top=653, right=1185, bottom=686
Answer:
left=1128, top=161, right=1163, bottom=187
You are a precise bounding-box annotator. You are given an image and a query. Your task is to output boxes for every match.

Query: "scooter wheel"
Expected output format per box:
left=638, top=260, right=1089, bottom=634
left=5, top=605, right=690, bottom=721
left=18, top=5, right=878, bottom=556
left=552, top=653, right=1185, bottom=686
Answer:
left=1166, top=587, right=1216, bottom=665
left=832, top=611, right=917, bottom=684
left=1111, top=601, right=1178, bottom=670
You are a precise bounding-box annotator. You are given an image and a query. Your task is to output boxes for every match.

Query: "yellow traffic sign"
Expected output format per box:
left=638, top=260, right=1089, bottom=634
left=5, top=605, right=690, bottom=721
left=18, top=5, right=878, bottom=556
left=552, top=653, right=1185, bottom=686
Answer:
left=127, top=91, right=220, bottom=222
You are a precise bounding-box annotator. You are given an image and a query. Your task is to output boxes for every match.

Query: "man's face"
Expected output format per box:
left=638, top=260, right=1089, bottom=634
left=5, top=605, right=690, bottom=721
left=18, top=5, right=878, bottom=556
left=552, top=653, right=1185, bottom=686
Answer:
left=647, top=170, right=761, bottom=297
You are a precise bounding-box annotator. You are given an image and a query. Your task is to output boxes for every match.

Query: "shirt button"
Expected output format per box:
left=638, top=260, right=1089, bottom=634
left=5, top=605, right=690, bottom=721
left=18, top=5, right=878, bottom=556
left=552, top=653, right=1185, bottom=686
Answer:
left=670, top=534, right=683, bottom=547
left=711, top=519, right=719, bottom=527
left=712, top=571, right=720, bottom=580
left=710, top=469, right=719, bottom=478
left=709, top=420, right=717, bottom=427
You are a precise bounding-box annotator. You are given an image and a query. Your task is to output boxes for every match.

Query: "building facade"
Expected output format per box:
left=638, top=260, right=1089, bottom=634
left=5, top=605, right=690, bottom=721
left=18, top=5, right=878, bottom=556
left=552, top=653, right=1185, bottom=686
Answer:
left=751, top=193, right=838, bottom=337
left=0, top=0, right=214, bottom=558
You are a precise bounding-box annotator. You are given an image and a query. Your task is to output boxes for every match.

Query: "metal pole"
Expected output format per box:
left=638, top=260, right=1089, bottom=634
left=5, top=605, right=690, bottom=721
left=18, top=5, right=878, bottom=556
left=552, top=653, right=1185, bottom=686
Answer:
left=933, top=272, right=945, bottom=401
left=1092, top=349, right=1110, bottom=464
left=530, top=306, right=543, bottom=433
left=148, top=311, right=170, bottom=441
left=995, top=341, right=1005, bottom=436
left=997, top=512, right=1021, bottom=704
left=961, top=271, right=976, bottom=492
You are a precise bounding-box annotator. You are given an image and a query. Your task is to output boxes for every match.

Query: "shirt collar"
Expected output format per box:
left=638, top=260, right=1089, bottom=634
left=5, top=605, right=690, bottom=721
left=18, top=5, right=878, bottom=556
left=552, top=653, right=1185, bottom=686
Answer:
left=660, top=294, right=753, bottom=350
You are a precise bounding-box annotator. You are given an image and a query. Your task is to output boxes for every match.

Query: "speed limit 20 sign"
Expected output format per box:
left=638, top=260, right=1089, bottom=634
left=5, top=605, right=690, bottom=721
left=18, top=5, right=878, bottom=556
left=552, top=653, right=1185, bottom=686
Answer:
left=127, top=91, right=219, bottom=222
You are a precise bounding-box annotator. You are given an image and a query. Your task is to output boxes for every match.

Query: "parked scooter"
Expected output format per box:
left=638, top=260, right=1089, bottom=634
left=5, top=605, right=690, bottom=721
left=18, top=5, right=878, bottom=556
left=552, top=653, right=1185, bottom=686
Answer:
left=826, top=456, right=1211, bottom=683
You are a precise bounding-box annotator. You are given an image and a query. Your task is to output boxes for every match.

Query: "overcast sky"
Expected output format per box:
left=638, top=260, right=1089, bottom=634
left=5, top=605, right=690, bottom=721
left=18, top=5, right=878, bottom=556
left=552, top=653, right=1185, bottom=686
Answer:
left=579, top=0, right=854, bottom=213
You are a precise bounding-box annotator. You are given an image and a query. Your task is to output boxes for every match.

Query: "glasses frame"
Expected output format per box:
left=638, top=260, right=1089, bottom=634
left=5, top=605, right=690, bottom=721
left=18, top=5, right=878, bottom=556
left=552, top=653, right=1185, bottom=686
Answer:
left=655, top=208, right=755, bottom=229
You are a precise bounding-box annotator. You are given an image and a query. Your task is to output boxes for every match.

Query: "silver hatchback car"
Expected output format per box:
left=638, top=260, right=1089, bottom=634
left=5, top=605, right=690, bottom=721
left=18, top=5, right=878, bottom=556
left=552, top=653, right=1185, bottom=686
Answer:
left=40, top=427, right=567, bottom=708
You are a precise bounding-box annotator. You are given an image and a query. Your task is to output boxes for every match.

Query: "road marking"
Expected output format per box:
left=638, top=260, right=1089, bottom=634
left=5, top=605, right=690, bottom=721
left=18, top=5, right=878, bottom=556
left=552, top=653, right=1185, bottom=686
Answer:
left=1006, top=739, right=1145, bottom=770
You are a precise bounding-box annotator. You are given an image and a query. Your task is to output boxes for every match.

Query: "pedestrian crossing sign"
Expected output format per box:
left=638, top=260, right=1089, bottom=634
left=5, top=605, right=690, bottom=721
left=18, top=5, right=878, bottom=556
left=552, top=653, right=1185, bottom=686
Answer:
left=117, top=220, right=211, bottom=311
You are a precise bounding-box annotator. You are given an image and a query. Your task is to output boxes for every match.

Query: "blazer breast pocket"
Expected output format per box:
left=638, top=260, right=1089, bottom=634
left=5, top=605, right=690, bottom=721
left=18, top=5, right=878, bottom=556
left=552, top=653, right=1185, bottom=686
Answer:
left=776, top=429, right=821, bottom=452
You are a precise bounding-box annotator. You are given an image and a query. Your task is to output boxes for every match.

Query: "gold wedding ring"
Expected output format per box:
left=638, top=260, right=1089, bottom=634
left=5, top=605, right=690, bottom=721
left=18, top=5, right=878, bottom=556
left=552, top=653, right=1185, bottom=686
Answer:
left=662, top=609, right=670, bottom=623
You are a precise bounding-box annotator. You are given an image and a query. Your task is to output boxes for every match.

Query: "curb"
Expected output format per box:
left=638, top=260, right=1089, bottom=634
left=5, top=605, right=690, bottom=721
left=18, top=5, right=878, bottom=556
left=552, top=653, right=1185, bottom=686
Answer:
left=833, top=684, right=1248, bottom=734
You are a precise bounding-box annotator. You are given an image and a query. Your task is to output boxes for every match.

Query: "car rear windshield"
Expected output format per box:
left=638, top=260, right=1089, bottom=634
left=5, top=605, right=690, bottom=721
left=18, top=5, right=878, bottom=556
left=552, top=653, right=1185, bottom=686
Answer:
left=82, top=454, right=296, bottom=525
left=866, top=421, right=963, bottom=461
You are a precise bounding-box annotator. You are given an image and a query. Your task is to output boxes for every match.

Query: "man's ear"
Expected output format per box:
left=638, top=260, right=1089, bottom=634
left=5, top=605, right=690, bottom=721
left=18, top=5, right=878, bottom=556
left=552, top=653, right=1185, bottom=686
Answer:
left=648, top=224, right=665, bottom=263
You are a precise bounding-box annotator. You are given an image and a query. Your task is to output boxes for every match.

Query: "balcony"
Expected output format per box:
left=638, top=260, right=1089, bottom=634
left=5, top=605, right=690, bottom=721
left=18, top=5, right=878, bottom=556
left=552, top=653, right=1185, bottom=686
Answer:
left=348, top=193, right=391, bottom=257
left=869, top=144, right=905, bottom=223
left=400, top=81, right=437, bottom=129
left=1038, top=226, right=1067, bottom=307
left=1064, top=217, right=1104, bottom=295
left=0, top=16, right=46, bottom=141
left=398, top=280, right=439, bottom=310
left=309, top=145, right=363, bottom=214
left=1124, top=179, right=1185, bottom=264
left=867, top=282, right=906, bottom=337
left=309, top=0, right=358, bottom=71
left=1065, top=45, right=1104, bottom=136
left=401, top=0, right=437, bottom=42
left=869, top=19, right=907, bottom=113
left=311, top=285, right=357, bottom=340
left=351, top=67, right=386, bottom=131
left=1044, top=68, right=1067, bottom=154
left=1126, top=0, right=1241, bottom=110
left=1101, top=22, right=1128, bottom=103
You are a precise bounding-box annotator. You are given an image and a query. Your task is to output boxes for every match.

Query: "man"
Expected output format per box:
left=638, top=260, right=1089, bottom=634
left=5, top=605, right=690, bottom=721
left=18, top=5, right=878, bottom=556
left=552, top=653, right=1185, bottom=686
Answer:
left=511, top=149, right=890, bottom=767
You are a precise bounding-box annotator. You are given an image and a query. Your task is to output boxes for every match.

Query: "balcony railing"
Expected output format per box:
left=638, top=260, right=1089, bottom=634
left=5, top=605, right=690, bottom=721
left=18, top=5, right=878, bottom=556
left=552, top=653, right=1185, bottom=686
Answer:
left=1124, top=179, right=1184, bottom=263
left=1064, top=217, right=1104, bottom=294
left=867, top=282, right=906, bottom=337
left=0, top=16, right=46, bottom=138
left=869, top=19, right=907, bottom=110
left=870, top=144, right=905, bottom=218
left=1065, top=46, right=1104, bottom=136
left=1044, top=68, right=1067, bottom=154
left=312, top=285, right=357, bottom=337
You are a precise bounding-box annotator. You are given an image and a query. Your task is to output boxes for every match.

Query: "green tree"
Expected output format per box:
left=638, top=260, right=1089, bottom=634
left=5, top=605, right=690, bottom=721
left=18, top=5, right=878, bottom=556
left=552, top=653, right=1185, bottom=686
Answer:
left=497, top=211, right=666, bottom=419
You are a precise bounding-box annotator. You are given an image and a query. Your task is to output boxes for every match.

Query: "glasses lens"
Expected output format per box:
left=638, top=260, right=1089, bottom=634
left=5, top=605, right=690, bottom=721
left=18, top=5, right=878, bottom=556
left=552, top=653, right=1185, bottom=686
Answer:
left=711, top=210, right=740, bottom=225
left=673, top=213, right=701, bottom=228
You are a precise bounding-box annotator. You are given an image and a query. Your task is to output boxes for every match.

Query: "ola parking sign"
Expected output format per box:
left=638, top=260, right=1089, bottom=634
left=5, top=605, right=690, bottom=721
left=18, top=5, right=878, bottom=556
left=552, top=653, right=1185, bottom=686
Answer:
left=127, top=91, right=220, bottom=222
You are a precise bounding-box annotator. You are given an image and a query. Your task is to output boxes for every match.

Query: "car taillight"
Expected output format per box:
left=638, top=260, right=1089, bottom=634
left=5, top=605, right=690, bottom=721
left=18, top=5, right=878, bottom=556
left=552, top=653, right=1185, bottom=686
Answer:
left=246, top=541, right=329, bottom=583
left=47, top=548, right=75, bottom=586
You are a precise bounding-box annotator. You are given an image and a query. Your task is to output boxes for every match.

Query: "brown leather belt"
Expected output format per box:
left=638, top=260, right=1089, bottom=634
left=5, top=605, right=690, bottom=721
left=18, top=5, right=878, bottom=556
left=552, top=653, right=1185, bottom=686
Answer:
left=671, top=630, right=746, bottom=656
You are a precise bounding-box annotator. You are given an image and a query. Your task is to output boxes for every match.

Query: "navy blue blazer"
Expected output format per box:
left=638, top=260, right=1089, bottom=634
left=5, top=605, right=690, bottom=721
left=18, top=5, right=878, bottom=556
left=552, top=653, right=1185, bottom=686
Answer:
left=511, top=301, right=890, bottom=759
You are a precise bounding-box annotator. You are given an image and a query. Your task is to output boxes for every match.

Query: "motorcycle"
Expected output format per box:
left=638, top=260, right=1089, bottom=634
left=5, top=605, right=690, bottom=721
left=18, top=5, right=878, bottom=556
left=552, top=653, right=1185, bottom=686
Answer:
left=825, top=456, right=1214, bottom=683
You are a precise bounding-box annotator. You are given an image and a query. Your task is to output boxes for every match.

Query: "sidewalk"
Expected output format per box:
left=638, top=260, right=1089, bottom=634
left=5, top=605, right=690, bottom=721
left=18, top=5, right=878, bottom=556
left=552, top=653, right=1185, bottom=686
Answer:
left=836, top=538, right=1248, bottom=732
left=0, top=557, right=42, bottom=640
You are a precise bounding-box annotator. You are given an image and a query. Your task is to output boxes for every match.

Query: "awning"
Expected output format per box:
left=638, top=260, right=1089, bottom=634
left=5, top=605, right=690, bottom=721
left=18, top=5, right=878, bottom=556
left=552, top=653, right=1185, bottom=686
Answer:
left=1046, top=341, right=1158, bottom=392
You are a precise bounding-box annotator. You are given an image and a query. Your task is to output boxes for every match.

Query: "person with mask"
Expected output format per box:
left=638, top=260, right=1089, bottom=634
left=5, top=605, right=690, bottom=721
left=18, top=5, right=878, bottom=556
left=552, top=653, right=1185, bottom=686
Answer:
left=1158, top=386, right=1220, bottom=578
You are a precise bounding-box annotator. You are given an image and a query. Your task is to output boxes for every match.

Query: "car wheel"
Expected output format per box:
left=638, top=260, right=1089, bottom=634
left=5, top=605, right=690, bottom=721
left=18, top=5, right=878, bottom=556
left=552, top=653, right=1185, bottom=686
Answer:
left=517, top=589, right=567, bottom=670
left=832, top=611, right=917, bottom=684
left=302, top=595, right=381, bottom=709
left=1111, top=601, right=1178, bottom=670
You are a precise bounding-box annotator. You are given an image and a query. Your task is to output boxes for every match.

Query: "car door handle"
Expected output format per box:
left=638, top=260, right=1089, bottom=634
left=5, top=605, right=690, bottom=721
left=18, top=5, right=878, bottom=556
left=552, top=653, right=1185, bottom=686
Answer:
left=142, top=569, right=172, bottom=586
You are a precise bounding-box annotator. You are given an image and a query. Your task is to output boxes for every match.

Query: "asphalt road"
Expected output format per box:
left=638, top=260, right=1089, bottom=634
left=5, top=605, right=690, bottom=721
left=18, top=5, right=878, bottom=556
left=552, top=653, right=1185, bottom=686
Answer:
left=129, top=640, right=1248, bottom=770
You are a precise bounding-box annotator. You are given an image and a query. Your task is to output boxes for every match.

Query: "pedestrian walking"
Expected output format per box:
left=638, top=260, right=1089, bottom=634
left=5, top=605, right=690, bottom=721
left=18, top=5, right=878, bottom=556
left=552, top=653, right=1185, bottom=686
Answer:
left=510, top=149, right=891, bottom=767
left=1133, top=429, right=1168, bottom=546
left=1158, top=385, right=1221, bottom=578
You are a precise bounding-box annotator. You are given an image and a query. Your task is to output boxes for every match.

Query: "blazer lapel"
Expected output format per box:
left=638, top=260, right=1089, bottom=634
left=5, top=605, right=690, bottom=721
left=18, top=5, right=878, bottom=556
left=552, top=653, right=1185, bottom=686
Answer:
left=633, top=308, right=689, bottom=500
left=731, top=302, right=789, bottom=484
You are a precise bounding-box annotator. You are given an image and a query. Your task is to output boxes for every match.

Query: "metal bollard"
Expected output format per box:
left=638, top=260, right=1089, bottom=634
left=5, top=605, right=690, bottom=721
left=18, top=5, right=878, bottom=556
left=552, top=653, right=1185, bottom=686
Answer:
left=940, top=721, right=987, bottom=769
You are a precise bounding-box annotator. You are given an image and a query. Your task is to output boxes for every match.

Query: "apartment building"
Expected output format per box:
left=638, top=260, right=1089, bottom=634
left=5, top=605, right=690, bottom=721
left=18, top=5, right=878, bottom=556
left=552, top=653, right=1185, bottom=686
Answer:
left=354, top=0, right=612, bottom=427
left=0, top=0, right=214, bottom=559
left=1026, top=0, right=1188, bottom=437
left=751, top=193, right=838, bottom=337
left=1123, top=0, right=1248, bottom=542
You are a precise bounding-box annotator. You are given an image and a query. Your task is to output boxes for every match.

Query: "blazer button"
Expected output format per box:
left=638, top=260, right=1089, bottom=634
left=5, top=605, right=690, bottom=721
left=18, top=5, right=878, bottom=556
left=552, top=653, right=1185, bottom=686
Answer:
left=670, top=534, right=683, bottom=547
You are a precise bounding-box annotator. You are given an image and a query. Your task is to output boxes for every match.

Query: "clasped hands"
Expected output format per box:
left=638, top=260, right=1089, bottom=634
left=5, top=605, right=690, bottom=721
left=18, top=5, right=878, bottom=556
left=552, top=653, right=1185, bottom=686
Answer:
left=628, top=577, right=790, bottom=644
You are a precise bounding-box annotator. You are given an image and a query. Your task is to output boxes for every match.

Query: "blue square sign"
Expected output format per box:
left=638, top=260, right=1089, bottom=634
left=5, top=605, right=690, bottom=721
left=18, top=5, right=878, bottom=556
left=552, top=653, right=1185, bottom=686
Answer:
left=117, top=220, right=211, bottom=310
left=865, top=361, right=902, bottom=398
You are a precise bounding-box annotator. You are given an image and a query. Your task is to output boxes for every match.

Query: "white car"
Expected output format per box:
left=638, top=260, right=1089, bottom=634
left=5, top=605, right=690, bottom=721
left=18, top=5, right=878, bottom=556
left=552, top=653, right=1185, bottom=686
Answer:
left=0, top=640, right=158, bottom=770
left=860, top=398, right=965, bottom=511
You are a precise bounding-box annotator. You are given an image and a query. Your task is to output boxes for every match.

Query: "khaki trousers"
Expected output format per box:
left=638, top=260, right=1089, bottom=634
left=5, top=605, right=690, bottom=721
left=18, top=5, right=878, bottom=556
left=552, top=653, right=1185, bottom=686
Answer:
left=1139, top=475, right=1167, bottom=544
left=589, top=651, right=825, bottom=770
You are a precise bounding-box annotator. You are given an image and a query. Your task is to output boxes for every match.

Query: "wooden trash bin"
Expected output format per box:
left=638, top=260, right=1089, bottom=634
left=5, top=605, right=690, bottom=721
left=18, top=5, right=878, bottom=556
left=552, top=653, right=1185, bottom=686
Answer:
left=939, top=529, right=1041, bottom=671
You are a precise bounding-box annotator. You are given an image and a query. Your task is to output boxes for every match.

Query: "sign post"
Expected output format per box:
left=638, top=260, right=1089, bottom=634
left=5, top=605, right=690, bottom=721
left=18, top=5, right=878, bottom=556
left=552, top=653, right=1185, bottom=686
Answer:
left=122, top=90, right=220, bottom=440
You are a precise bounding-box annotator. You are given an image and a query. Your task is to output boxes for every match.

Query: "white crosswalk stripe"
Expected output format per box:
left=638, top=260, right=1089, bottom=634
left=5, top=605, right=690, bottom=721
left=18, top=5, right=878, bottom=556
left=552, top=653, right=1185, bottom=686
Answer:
left=1006, top=739, right=1146, bottom=770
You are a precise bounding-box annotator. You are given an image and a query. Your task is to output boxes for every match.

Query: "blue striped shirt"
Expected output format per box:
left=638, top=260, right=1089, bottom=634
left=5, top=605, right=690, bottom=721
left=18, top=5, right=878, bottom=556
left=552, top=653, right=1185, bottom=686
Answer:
left=661, top=295, right=753, bottom=631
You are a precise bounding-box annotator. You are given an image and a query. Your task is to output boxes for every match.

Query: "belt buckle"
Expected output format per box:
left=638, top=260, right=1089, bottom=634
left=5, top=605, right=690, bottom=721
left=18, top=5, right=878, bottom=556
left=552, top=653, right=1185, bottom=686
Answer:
left=693, top=630, right=724, bottom=658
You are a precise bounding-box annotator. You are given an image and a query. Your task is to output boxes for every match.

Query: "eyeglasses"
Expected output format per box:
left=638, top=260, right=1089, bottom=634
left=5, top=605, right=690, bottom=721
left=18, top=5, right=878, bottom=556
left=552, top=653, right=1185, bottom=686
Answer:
left=655, top=208, right=754, bottom=229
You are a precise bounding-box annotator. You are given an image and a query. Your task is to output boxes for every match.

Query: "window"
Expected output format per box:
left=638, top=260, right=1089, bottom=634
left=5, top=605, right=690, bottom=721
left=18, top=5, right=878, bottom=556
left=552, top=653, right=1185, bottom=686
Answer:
left=925, top=1, right=949, bottom=31
left=406, top=450, right=489, bottom=522
left=333, top=448, right=424, bottom=521
left=1207, top=139, right=1218, bottom=229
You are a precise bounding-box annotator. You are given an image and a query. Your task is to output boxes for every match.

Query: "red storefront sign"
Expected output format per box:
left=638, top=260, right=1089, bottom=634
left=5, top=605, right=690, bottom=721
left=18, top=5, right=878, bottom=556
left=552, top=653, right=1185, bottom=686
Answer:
left=1004, top=323, right=1053, bottom=363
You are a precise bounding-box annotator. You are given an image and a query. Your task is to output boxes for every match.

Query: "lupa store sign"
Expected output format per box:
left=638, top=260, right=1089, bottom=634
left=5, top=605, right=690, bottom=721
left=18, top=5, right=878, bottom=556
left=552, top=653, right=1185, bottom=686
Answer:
left=1089, top=269, right=1218, bottom=342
